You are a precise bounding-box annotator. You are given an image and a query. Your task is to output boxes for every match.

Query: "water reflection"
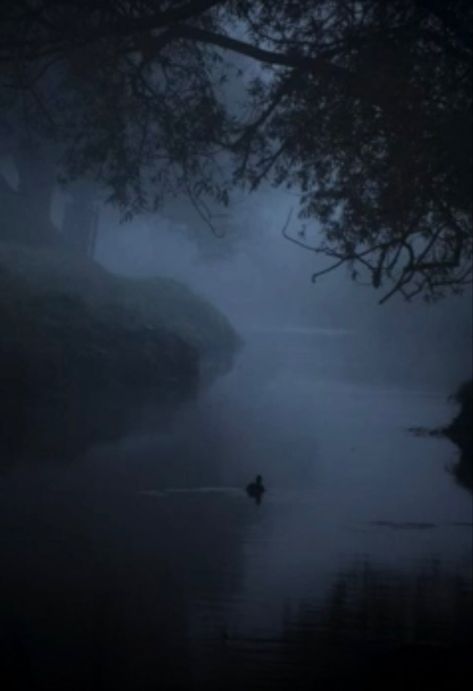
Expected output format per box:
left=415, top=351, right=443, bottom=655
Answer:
left=0, top=485, right=470, bottom=690
left=200, top=559, right=472, bottom=690
left=0, top=488, right=254, bottom=690
left=0, top=331, right=471, bottom=689
left=0, top=385, right=187, bottom=470
left=280, top=559, right=471, bottom=690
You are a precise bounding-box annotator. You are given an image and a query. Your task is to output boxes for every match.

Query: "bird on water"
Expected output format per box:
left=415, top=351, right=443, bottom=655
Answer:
left=246, top=475, right=265, bottom=504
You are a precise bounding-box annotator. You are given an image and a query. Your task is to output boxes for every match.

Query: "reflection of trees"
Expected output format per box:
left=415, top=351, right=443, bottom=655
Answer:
left=279, top=560, right=472, bottom=690
left=0, top=489, right=254, bottom=691
left=445, top=380, right=473, bottom=491
left=215, top=559, right=472, bottom=690
left=0, top=384, right=165, bottom=468
left=0, top=332, right=198, bottom=469
left=0, top=492, right=470, bottom=691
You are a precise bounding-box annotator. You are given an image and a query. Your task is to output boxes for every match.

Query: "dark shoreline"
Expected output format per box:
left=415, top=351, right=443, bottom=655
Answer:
left=444, top=380, right=472, bottom=491
left=0, top=244, right=240, bottom=467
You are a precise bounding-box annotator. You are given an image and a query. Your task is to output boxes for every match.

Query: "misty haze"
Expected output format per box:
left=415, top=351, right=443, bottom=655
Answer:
left=1, top=3, right=472, bottom=691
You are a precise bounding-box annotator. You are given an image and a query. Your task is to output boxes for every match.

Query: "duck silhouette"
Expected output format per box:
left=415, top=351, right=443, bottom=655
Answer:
left=246, top=475, right=265, bottom=505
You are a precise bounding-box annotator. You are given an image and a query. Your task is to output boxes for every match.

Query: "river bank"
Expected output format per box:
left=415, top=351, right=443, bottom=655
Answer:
left=0, top=243, right=240, bottom=466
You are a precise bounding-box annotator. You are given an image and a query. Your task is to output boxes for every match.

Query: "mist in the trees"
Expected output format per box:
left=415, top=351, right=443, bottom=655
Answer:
left=96, top=185, right=472, bottom=392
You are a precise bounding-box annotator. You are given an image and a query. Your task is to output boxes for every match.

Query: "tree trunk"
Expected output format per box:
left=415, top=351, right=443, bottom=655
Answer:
left=13, top=139, right=58, bottom=246
left=0, top=138, right=58, bottom=247
left=61, top=181, right=100, bottom=258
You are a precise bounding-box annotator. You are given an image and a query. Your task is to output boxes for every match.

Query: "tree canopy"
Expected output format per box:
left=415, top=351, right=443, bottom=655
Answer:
left=1, top=0, right=472, bottom=301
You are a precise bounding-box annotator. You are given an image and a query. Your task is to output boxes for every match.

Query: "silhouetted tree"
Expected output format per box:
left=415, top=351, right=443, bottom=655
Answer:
left=1, top=1, right=471, bottom=300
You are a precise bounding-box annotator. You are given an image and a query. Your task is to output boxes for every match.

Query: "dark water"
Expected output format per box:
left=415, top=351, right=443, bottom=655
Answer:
left=0, top=331, right=471, bottom=690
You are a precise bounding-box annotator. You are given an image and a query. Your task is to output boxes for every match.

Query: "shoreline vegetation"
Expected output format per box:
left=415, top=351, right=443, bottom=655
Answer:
left=444, top=380, right=473, bottom=491
left=0, top=243, right=241, bottom=466
left=411, top=379, right=473, bottom=491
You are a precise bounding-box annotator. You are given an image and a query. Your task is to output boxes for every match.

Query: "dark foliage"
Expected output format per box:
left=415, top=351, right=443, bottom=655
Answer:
left=1, top=1, right=471, bottom=300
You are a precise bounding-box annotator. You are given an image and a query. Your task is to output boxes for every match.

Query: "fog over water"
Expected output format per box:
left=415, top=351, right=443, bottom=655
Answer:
left=97, top=186, right=472, bottom=392
left=1, top=185, right=470, bottom=689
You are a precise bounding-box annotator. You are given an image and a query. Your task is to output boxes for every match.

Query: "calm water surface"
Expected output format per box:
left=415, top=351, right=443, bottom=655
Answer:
left=0, top=331, right=471, bottom=689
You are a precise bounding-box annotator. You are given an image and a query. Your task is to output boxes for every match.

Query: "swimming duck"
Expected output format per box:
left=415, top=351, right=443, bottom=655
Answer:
left=246, top=475, right=265, bottom=503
